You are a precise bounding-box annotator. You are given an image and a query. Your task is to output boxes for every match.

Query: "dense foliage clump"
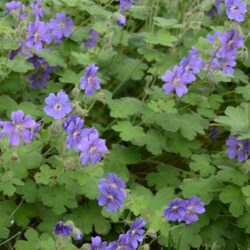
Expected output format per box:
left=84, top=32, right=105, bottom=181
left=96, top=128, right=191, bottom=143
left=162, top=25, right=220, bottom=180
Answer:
left=0, top=0, right=250, bottom=249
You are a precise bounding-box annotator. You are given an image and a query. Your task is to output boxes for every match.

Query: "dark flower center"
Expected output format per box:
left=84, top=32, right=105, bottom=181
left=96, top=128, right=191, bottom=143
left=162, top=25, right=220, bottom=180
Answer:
left=54, top=103, right=62, bottom=111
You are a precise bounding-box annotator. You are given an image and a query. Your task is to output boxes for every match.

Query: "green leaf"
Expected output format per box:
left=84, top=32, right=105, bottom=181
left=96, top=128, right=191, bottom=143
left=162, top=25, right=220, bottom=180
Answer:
left=181, top=176, right=221, bottom=203
left=0, top=171, right=24, bottom=196
left=0, top=95, right=17, bottom=113
left=147, top=164, right=181, bottom=190
left=59, top=68, right=80, bottom=85
left=108, top=97, right=144, bottom=118
left=189, top=154, right=215, bottom=177
left=219, top=185, right=245, bottom=217
left=111, top=57, right=147, bottom=81
left=70, top=52, right=92, bottom=66
left=216, top=166, right=247, bottom=186
left=215, top=104, right=249, bottom=133
left=112, top=121, right=145, bottom=142
left=167, top=133, right=201, bottom=157
left=144, top=30, right=177, bottom=47
left=235, top=85, right=250, bottom=101
left=15, top=229, right=40, bottom=250
left=108, top=145, right=141, bottom=165
left=134, top=129, right=166, bottom=155
left=241, top=185, right=250, bottom=205
left=17, top=179, right=38, bottom=203
left=39, top=185, right=77, bottom=214
left=169, top=224, right=202, bottom=250
left=35, top=165, right=64, bottom=185
left=38, top=50, right=66, bottom=67
left=153, top=17, right=181, bottom=29
left=67, top=201, right=111, bottom=235
left=200, top=219, right=228, bottom=248
left=237, top=213, right=250, bottom=233
left=7, top=55, right=34, bottom=73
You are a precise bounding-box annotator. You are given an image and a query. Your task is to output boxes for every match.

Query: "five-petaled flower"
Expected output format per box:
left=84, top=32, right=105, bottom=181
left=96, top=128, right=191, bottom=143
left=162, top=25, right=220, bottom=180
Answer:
left=80, top=64, right=101, bottom=95
left=44, top=90, right=72, bottom=120
left=2, top=110, right=36, bottom=146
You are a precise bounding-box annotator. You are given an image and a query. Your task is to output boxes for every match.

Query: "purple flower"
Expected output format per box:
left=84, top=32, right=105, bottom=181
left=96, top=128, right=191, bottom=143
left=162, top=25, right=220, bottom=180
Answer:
left=48, top=12, right=73, bottom=40
left=218, top=28, right=244, bottom=58
left=28, top=55, right=55, bottom=88
left=162, top=66, right=190, bottom=97
left=97, top=173, right=126, bottom=212
left=226, top=135, right=250, bottom=162
left=0, top=121, right=4, bottom=139
left=215, top=0, right=222, bottom=15
left=163, top=197, right=205, bottom=224
left=119, top=0, right=139, bottom=10
left=225, top=0, right=247, bottom=22
left=34, top=119, right=43, bottom=134
left=77, top=129, right=108, bottom=165
left=179, top=47, right=204, bottom=82
left=99, top=173, right=126, bottom=190
left=6, top=1, right=26, bottom=20
left=117, top=13, right=127, bottom=26
left=30, top=0, right=44, bottom=19
left=163, top=198, right=187, bottom=222
left=44, top=90, right=72, bottom=119
left=80, top=64, right=101, bottom=95
left=220, top=57, right=237, bottom=75
left=25, top=20, right=51, bottom=51
left=73, top=229, right=83, bottom=241
left=84, top=29, right=99, bottom=48
left=89, top=236, right=107, bottom=250
left=29, top=70, right=51, bottom=88
left=63, top=116, right=85, bottom=150
left=183, top=197, right=205, bottom=224
left=54, top=221, right=73, bottom=237
left=107, top=234, right=133, bottom=250
left=126, top=218, right=146, bottom=249
left=209, top=127, right=219, bottom=141
left=2, top=110, right=36, bottom=146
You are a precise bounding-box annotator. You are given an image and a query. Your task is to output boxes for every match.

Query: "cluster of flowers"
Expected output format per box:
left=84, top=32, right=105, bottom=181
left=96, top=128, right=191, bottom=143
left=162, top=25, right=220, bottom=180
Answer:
left=44, top=89, right=108, bottom=165
left=162, top=47, right=204, bottom=97
left=84, top=29, right=99, bottom=48
left=215, top=0, right=247, bottom=22
left=97, top=173, right=127, bottom=212
left=226, top=134, right=250, bottom=162
left=55, top=218, right=146, bottom=250
left=6, top=0, right=73, bottom=88
left=206, top=28, right=243, bottom=76
left=117, top=0, right=139, bottom=26
left=54, top=221, right=83, bottom=241
left=162, top=27, right=244, bottom=97
left=163, top=197, right=205, bottom=224
left=0, top=110, right=40, bottom=146
left=162, top=0, right=246, bottom=98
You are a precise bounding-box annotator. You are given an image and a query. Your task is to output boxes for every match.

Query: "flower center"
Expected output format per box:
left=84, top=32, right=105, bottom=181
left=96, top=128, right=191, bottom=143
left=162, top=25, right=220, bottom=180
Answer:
left=174, top=78, right=181, bottom=84
left=59, top=22, right=66, bottom=29
left=107, top=194, right=114, bottom=200
left=15, top=122, right=23, bottom=132
left=90, top=146, right=96, bottom=153
left=88, top=76, right=93, bottom=84
left=231, top=5, right=238, bottom=12
left=54, top=103, right=62, bottom=111
left=34, top=32, right=41, bottom=42
left=172, top=205, right=178, bottom=210
left=73, top=131, right=79, bottom=140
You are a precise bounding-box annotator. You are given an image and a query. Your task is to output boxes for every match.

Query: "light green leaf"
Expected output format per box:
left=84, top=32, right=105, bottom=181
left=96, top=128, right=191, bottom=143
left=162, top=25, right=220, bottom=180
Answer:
left=219, top=185, right=245, bottom=217
left=215, top=104, right=249, bottom=133
left=112, top=121, right=145, bottom=142
left=189, top=154, right=215, bottom=177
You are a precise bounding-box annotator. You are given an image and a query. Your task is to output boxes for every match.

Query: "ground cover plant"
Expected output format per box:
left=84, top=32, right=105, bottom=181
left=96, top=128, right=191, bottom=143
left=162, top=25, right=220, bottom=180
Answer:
left=0, top=0, right=249, bottom=249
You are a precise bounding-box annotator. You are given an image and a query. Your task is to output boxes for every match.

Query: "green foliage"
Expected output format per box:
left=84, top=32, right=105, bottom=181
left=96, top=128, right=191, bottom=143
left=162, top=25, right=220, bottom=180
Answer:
left=0, top=0, right=249, bottom=249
